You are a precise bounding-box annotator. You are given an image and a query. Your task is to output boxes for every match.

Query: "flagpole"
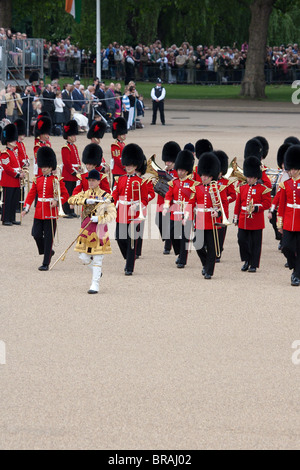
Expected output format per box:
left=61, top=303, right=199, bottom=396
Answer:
left=96, top=0, right=101, bottom=80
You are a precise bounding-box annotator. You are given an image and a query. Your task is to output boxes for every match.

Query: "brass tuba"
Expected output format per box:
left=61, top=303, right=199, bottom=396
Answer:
left=224, top=157, right=247, bottom=183
left=146, top=154, right=173, bottom=197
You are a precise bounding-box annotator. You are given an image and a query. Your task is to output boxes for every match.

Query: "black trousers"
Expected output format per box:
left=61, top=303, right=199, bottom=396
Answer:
left=282, top=230, right=300, bottom=278
left=155, top=212, right=172, bottom=252
left=218, top=226, right=227, bottom=257
left=63, top=180, right=76, bottom=215
left=1, top=187, right=20, bottom=223
left=32, top=218, right=56, bottom=266
left=195, top=229, right=217, bottom=276
left=136, top=220, right=145, bottom=257
left=152, top=100, right=165, bottom=124
left=116, top=222, right=139, bottom=272
left=237, top=228, right=263, bottom=268
left=171, top=219, right=192, bottom=265
left=269, top=210, right=282, bottom=241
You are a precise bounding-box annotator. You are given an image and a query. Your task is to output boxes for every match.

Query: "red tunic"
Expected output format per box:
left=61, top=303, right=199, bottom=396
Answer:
left=0, top=147, right=21, bottom=188
left=141, top=178, right=155, bottom=216
left=16, top=141, right=29, bottom=167
left=111, top=140, right=126, bottom=176
left=217, top=176, right=236, bottom=219
left=61, top=142, right=81, bottom=182
left=192, top=164, right=202, bottom=183
left=24, top=174, right=69, bottom=220
left=164, top=176, right=197, bottom=221
left=234, top=183, right=271, bottom=230
left=34, top=138, right=52, bottom=176
left=156, top=168, right=178, bottom=212
left=72, top=172, right=111, bottom=195
left=186, top=183, right=228, bottom=230
left=261, top=166, right=272, bottom=189
left=112, top=174, right=148, bottom=224
left=277, top=177, right=300, bottom=232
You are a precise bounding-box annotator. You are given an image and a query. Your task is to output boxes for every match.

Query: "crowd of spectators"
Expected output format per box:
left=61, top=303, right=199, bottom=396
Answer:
left=0, top=76, right=145, bottom=136
left=2, top=26, right=300, bottom=85
left=42, top=38, right=300, bottom=85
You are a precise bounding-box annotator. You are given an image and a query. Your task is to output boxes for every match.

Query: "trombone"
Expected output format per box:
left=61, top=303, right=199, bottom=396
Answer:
left=129, top=180, right=146, bottom=249
left=209, top=181, right=231, bottom=258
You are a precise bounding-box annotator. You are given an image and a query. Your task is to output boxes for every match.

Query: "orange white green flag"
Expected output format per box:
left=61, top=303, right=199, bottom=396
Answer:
left=65, top=0, right=82, bottom=23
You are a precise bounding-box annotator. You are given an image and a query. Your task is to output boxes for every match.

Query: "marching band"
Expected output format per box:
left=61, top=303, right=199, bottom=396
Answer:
left=1, top=117, right=300, bottom=292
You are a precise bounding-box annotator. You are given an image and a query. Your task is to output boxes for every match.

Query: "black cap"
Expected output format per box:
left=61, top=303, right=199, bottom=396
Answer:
left=87, top=169, right=101, bottom=180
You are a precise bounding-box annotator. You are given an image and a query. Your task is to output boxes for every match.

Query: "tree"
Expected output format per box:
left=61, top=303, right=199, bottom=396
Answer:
left=0, top=0, right=12, bottom=29
left=240, top=0, right=276, bottom=99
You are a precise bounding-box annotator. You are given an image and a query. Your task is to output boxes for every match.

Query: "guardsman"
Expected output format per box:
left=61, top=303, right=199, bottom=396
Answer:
left=14, top=118, right=30, bottom=168
left=1, top=123, right=24, bottom=225
left=267, top=142, right=292, bottom=250
left=277, top=145, right=300, bottom=286
left=234, top=156, right=272, bottom=273
left=68, top=169, right=116, bottom=294
left=136, top=157, right=155, bottom=259
left=87, top=120, right=109, bottom=174
left=185, top=152, right=225, bottom=279
left=112, top=143, right=148, bottom=275
left=192, top=139, right=213, bottom=183
left=214, top=149, right=236, bottom=261
left=72, top=143, right=111, bottom=196
left=33, top=115, right=52, bottom=177
left=244, top=137, right=272, bottom=189
left=110, top=117, right=127, bottom=188
left=61, top=119, right=81, bottom=218
left=163, top=149, right=196, bottom=269
left=21, top=147, right=69, bottom=271
left=155, top=141, right=180, bottom=255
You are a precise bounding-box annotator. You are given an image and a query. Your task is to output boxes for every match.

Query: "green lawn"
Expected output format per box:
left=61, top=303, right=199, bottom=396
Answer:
left=50, top=76, right=295, bottom=102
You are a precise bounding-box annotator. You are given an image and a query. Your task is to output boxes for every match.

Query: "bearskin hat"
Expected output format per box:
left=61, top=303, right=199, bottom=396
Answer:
left=82, top=143, right=103, bottom=167
left=37, top=111, right=51, bottom=121
left=34, top=116, right=52, bottom=137
left=121, top=143, right=145, bottom=168
left=1, top=123, right=18, bottom=145
left=137, top=157, right=147, bottom=176
left=284, top=136, right=300, bottom=145
left=243, top=156, right=262, bottom=179
left=195, top=139, right=213, bottom=159
left=214, top=150, right=228, bottom=176
left=112, top=117, right=127, bottom=139
left=184, top=143, right=195, bottom=153
left=277, top=143, right=291, bottom=169
left=197, top=152, right=220, bottom=181
left=162, top=141, right=181, bottom=163
left=87, top=120, right=107, bottom=139
left=29, top=71, right=39, bottom=83
left=254, top=136, right=269, bottom=159
left=244, top=138, right=263, bottom=161
left=14, top=118, right=26, bottom=137
left=63, top=120, right=78, bottom=139
left=175, top=150, right=194, bottom=175
left=37, top=147, right=57, bottom=170
left=284, top=145, right=300, bottom=171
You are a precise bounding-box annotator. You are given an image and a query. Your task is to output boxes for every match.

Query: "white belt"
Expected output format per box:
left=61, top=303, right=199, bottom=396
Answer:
left=241, top=206, right=248, bottom=211
left=287, top=203, right=300, bottom=209
left=195, top=207, right=213, bottom=213
left=118, top=200, right=139, bottom=206
left=38, top=198, right=53, bottom=202
left=174, top=211, right=184, bottom=215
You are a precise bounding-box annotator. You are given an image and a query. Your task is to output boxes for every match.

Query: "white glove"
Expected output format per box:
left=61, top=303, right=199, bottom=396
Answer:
left=86, top=198, right=99, bottom=204
left=110, top=158, right=114, bottom=170
left=91, top=215, right=98, bottom=223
